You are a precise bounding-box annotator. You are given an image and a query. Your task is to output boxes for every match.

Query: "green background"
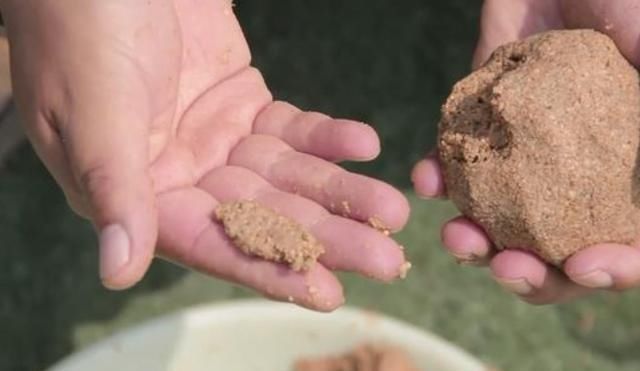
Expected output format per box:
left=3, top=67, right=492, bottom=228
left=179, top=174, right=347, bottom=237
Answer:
left=3, top=1, right=640, bottom=370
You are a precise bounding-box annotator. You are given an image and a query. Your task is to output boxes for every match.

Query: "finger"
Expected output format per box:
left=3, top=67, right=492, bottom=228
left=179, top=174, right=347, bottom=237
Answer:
left=473, top=0, right=563, bottom=68
left=156, top=187, right=344, bottom=312
left=564, top=244, right=640, bottom=290
left=20, top=114, right=90, bottom=217
left=198, top=166, right=407, bottom=281
left=411, top=154, right=446, bottom=198
left=253, top=101, right=380, bottom=162
left=61, top=80, right=156, bottom=290
left=228, top=135, right=410, bottom=231
left=561, top=0, right=640, bottom=66
left=491, top=250, right=591, bottom=304
left=441, top=216, right=493, bottom=265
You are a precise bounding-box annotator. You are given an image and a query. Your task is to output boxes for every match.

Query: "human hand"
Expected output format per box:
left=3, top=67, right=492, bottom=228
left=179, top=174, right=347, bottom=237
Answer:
left=3, top=0, right=410, bottom=311
left=412, top=0, right=640, bottom=304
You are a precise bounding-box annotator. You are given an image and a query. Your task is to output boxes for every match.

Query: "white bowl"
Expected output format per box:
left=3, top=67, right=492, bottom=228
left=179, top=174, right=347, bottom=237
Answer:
left=49, top=299, right=485, bottom=371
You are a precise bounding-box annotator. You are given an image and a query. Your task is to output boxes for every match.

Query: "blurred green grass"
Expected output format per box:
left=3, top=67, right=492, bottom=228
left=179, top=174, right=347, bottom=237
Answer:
left=3, top=1, right=640, bottom=370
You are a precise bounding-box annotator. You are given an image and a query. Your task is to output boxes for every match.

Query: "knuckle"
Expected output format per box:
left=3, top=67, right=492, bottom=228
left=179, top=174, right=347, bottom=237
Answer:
left=66, top=195, right=91, bottom=219
left=79, top=164, right=114, bottom=196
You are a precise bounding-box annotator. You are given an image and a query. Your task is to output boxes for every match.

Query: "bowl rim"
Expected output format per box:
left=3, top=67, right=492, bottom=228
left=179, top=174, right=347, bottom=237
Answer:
left=49, top=299, right=486, bottom=371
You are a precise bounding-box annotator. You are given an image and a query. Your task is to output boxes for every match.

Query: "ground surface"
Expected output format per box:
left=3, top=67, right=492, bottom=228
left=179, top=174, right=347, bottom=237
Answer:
left=3, top=2, right=640, bottom=370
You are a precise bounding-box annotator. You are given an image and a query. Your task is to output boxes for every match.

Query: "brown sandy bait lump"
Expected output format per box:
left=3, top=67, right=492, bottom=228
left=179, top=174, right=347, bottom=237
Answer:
left=438, top=30, right=640, bottom=265
left=294, top=343, right=419, bottom=371
left=215, top=201, right=325, bottom=271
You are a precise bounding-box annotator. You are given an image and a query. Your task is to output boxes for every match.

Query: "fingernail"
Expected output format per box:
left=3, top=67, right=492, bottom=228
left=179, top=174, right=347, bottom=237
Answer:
left=572, top=270, right=613, bottom=288
left=417, top=193, right=444, bottom=200
left=99, top=224, right=131, bottom=283
left=412, top=161, right=444, bottom=199
left=416, top=177, right=443, bottom=199
left=452, top=252, right=485, bottom=266
left=495, top=278, right=534, bottom=296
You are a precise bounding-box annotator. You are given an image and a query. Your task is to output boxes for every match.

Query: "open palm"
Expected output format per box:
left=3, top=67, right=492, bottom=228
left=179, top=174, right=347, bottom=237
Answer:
left=4, top=0, right=409, bottom=311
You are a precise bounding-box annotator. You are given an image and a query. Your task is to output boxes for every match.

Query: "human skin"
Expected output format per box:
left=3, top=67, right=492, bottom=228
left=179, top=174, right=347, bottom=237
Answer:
left=413, top=0, right=640, bottom=304
left=0, top=0, right=410, bottom=311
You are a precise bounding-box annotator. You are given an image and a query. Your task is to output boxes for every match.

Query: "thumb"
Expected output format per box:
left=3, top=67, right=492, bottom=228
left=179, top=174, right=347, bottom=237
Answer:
left=63, top=91, right=157, bottom=290
left=473, top=0, right=563, bottom=69
left=561, top=0, right=640, bottom=67
left=1, top=0, right=161, bottom=290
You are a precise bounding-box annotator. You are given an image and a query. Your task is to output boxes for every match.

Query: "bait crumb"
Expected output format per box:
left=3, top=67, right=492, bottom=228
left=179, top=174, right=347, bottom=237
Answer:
left=218, top=47, right=232, bottom=65
left=399, top=262, right=412, bottom=279
left=438, top=30, right=640, bottom=265
left=215, top=200, right=325, bottom=271
left=341, top=201, right=352, bottom=215
left=367, top=216, right=390, bottom=235
left=454, top=253, right=485, bottom=266
left=307, top=285, right=319, bottom=296
left=294, top=343, right=419, bottom=371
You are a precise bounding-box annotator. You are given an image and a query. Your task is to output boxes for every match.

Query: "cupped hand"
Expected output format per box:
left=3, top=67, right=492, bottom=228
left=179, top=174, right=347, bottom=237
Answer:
left=412, top=0, right=640, bottom=304
left=3, top=0, right=410, bottom=311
